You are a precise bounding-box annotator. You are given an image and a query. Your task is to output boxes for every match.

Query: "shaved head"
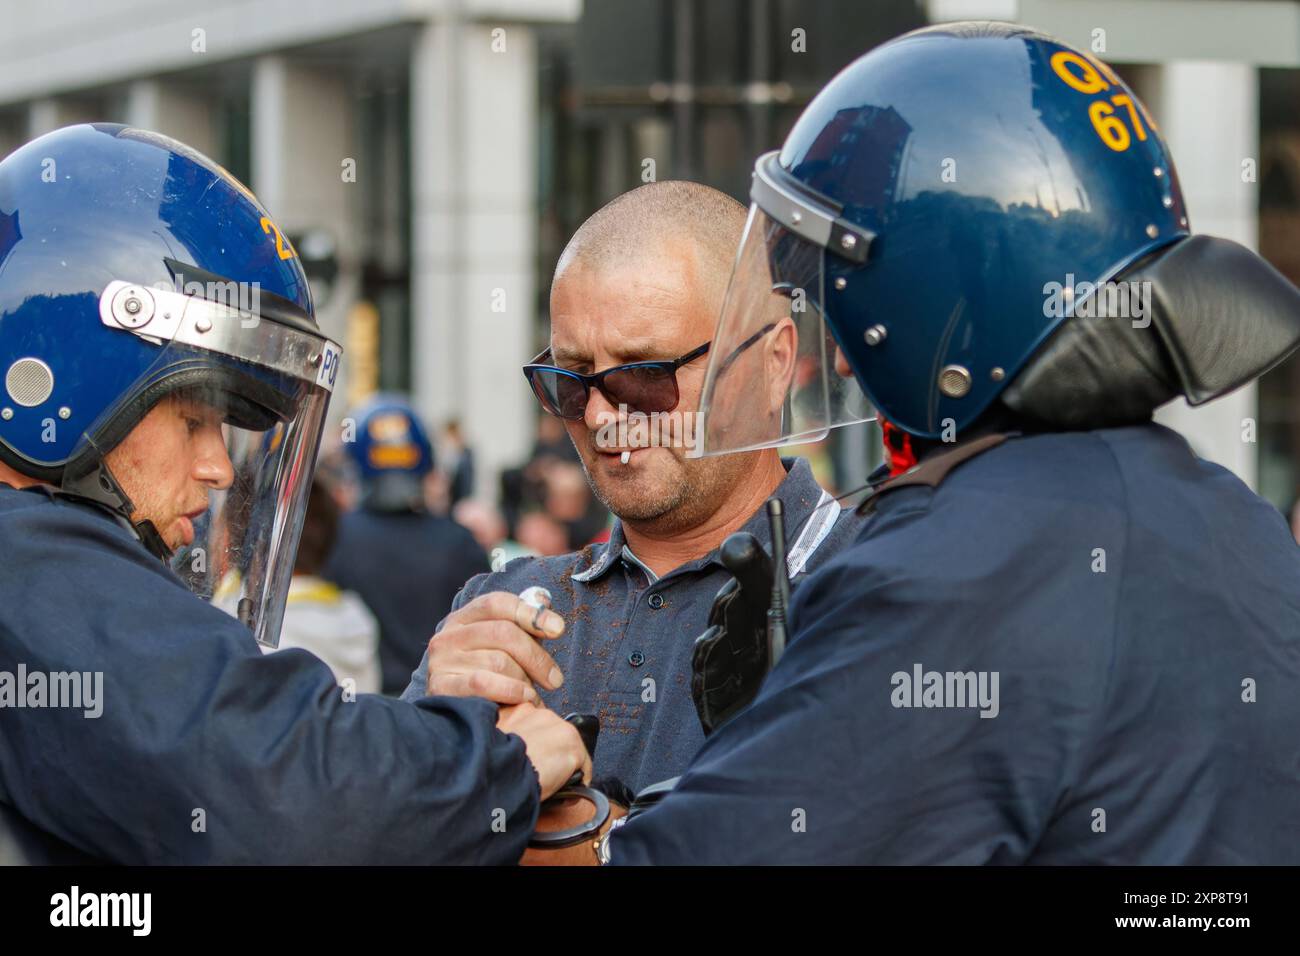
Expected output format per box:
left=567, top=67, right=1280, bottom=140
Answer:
left=555, top=181, right=747, bottom=323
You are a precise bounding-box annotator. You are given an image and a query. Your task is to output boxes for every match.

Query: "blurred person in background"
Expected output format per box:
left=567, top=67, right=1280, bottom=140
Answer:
left=312, top=438, right=360, bottom=512
left=453, top=497, right=531, bottom=568
left=441, top=419, right=476, bottom=507
left=324, top=395, right=489, bottom=695
left=499, top=413, right=599, bottom=540
left=270, top=479, right=381, bottom=694
left=542, top=457, right=611, bottom=547
left=515, top=508, right=571, bottom=556
left=531, top=412, right=581, bottom=464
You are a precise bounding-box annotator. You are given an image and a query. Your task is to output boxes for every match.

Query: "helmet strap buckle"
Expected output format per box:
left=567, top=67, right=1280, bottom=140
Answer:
left=58, top=444, right=175, bottom=562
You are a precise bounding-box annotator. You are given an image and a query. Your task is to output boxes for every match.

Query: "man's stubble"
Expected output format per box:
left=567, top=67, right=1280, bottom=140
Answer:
left=579, top=442, right=759, bottom=537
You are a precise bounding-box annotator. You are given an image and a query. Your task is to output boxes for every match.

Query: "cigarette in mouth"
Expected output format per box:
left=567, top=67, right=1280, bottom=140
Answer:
left=621, top=451, right=631, bottom=464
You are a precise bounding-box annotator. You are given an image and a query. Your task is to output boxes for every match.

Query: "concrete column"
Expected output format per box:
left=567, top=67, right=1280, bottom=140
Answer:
left=411, top=19, right=537, bottom=499
left=26, top=98, right=100, bottom=138
left=251, top=55, right=360, bottom=407
left=1145, top=62, right=1260, bottom=487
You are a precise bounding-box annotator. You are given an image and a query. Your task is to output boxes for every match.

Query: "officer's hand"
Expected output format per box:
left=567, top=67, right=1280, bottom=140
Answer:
left=425, top=592, right=566, bottom=705
left=497, top=703, right=591, bottom=800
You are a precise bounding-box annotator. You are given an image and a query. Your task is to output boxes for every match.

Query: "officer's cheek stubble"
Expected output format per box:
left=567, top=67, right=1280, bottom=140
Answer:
left=104, top=399, right=201, bottom=542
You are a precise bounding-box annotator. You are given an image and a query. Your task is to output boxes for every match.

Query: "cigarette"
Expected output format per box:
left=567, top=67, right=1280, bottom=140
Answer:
left=621, top=451, right=631, bottom=464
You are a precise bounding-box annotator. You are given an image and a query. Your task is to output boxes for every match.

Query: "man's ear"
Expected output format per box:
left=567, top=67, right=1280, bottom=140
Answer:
left=765, top=317, right=798, bottom=415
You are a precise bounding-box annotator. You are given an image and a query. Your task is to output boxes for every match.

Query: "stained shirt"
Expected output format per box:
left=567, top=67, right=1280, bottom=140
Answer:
left=402, top=458, right=865, bottom=792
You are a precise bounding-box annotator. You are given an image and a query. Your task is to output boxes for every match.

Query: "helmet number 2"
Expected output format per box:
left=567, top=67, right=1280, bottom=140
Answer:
left=1051, top=51, right=1148, bottom=153
left=260, top=216, right=297, bottom=261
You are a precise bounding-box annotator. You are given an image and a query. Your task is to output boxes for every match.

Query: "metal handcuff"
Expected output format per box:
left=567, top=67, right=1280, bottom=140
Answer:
left=519, top=587, right=612, bottom=850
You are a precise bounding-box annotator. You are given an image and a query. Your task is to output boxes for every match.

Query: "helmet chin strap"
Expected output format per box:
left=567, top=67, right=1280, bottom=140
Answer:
left=57, top=439, right=174, bottom=562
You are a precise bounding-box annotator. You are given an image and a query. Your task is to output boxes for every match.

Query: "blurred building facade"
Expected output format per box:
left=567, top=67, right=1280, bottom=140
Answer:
left=0, top=0, right=576, bottom=500
left=3, top=0, right=1300, bottom=510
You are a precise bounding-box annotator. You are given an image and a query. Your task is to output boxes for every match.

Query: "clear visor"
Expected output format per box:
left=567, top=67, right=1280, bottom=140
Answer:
left=85, top=279, right=340, bottom=647
left=693, top=206, right=873, bottom=457
left=175, top=387, right=329, bottom=648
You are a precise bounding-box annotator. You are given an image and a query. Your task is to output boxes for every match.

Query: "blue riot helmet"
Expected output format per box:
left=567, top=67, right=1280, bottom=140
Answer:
left=0, top=125, right=342, bottom=647
left=696, top=21, right=1190, bottom=448
left=343, top=394, right=435, bottom=513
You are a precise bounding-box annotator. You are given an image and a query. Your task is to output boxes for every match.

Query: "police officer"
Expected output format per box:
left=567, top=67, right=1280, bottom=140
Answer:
left=0, top=125, right=586, bottom=864
left=605, top=22, right=1300, bottom=864
left=324, top=395, right=489, bottom=695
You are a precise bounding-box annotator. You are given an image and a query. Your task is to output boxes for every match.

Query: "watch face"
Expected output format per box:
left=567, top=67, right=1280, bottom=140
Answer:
left=598, top=816, right=627, bottom=865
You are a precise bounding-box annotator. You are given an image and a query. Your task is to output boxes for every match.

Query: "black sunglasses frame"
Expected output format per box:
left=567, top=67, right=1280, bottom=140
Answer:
left=522, top=341, right=712, bottom=420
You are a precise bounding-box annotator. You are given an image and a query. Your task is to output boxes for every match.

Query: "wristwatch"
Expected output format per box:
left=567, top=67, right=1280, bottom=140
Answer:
left=594, top=816, right=627, bottom=865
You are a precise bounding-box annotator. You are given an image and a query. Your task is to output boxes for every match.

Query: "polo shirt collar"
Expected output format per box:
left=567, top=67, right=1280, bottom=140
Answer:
left=569, top=457, right=837, bottom=584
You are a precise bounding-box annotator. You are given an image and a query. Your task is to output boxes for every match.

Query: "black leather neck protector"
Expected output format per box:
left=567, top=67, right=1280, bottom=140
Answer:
left=1003, top=235, right=1300, bottom=428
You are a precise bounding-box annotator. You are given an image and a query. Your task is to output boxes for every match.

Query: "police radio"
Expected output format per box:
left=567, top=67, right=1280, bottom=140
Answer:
left=689, top=496, right=793, bottom=735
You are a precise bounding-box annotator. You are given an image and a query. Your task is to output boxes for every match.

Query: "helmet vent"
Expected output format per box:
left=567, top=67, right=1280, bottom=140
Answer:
left=939, top=365, right=972, bottom=399
left=6, top=358, right=54, bottom=407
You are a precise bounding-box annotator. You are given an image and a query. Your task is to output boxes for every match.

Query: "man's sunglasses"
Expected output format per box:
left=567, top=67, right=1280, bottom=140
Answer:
left=522, top=342, right=711, bottom=420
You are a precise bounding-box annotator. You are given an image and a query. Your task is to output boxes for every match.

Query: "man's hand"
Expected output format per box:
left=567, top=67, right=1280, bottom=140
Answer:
left=425, top=591, right=566, bottom=704
left=497, top=704, right=591, bottom=800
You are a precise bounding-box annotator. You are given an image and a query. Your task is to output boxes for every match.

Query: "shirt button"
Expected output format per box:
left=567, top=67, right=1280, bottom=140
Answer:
left=628, top=651, right=645, bottom=667
left=648, top=593, right=664, bottom=609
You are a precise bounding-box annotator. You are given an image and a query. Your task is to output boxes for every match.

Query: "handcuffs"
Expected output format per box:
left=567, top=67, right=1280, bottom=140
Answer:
left=517, top=587, right=683, bottom=860
left=526, top=712, right=612, bottom=849
left=519, top=587, right=613, bottom=851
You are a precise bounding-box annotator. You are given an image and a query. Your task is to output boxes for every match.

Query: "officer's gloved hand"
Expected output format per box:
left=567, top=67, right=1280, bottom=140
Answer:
left=691, top=532, right=774, bottom=735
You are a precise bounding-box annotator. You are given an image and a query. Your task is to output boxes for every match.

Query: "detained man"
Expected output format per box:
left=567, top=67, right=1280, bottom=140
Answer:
left=401, top=181, right=866, bottom=803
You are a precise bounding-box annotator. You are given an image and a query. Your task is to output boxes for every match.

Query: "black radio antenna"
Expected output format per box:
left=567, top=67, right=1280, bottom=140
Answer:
left=766, top=497, right=792, bottom=667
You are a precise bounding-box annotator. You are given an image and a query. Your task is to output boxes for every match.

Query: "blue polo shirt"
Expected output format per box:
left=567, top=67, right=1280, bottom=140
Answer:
left=401, top=458, right=865, bottom=791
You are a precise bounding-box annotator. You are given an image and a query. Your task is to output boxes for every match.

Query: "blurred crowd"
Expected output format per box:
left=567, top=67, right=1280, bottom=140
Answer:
left=318, top=411, right=615, bottom=564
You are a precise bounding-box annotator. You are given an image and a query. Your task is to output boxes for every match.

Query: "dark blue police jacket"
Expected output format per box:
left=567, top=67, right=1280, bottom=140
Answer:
left=611, top=424, right=1300, bottom=864
left=0, top=484, right=538, bottom=864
